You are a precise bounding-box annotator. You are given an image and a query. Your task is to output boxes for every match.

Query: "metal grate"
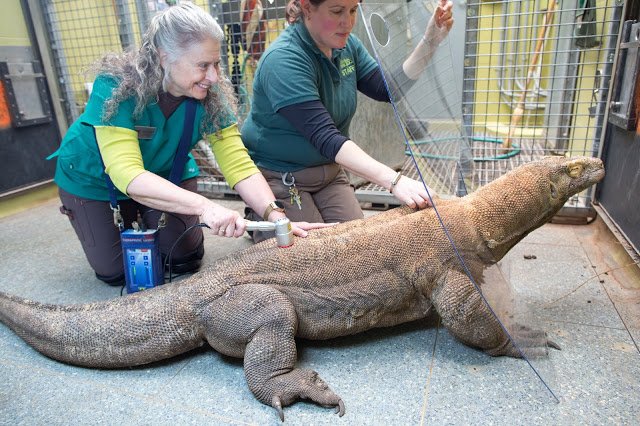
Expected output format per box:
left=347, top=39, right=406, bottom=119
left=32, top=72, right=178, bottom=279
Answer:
left=215, top=0, right=289, bottom=122
left=356, top=0, right=622, bottom=215
left=38, top=0, right=137, bottom=123
left=462, top=0, right=622, bottom=204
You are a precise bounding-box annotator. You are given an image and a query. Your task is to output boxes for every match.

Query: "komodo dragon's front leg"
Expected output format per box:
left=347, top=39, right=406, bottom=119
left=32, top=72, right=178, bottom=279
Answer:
left=201, top=284, right=344, bottom=421
left=431, top=268, right=556, bottom=358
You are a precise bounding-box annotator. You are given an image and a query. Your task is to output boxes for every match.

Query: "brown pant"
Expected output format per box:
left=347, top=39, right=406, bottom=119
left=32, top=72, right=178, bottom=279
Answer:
left=247, top=163, right=363, bottom=242
left=58, top=178, right=204, bottom=281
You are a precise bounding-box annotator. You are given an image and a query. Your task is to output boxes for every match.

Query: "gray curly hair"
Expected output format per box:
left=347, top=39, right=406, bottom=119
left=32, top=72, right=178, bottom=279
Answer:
left=92, top=2, right=237, bottom=135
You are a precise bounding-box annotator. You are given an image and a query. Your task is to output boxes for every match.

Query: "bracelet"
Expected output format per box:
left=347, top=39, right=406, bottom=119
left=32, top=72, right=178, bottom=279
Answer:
left=389, top=172, right=402, bottom=193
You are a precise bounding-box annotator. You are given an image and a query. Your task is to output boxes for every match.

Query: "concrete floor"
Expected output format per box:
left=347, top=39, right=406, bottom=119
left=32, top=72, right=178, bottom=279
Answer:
left=0, top=193, right=639, bottom=425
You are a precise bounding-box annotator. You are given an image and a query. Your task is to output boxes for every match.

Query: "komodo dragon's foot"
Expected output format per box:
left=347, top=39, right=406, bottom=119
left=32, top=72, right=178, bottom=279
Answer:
left=266, top=369, right=344, bottom=421
left=488, top=324, right=561, bottom=358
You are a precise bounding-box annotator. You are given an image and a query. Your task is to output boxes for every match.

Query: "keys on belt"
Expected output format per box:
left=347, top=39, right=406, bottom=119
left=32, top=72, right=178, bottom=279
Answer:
left=282, top=172, right=302, bottom=210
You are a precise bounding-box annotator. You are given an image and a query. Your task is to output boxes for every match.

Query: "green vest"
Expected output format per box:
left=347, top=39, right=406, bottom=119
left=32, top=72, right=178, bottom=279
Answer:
left=49, top=76, right=220, bottom=201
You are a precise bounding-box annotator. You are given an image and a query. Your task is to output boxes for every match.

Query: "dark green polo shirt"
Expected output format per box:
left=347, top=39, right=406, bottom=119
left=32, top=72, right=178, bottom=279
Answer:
left=49, top=76, right=232, bottom=201
left=241, top=22, right=378, bottom=172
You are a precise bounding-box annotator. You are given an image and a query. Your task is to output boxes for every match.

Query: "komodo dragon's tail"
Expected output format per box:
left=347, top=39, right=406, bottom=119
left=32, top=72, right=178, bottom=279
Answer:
left=0, top=287, right=205, bottom=368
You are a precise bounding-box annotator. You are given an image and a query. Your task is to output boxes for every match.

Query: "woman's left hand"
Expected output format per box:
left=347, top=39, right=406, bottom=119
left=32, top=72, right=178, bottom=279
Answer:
left=424, top=0, right=454, bottom=47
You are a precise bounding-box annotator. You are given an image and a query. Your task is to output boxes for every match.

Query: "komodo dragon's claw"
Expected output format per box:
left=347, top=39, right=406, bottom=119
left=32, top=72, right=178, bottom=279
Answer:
left=272, top=396, right=285, bottom=422
left=267, top=370, right=344, bottom=421
left=505, top=324, right=562, bottom=358
left=547, top=339, right=561, bottom=351
left=271, top=396, right=344, bottom=421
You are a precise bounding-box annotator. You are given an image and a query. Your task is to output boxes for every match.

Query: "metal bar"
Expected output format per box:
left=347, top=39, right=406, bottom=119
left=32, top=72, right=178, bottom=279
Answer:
left=40, top=0, right=79, bottom=123
left=594, top=0, right=625, bottom=158
left=134, top=0, right=151, bottom=37
left=114, top=0, right=136, bottom=50
left=25, top=0, right=69, bottom=135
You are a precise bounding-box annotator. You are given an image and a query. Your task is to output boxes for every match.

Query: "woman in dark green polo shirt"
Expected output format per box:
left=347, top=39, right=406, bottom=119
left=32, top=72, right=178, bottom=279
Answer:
left=241, top=0, right=453, bottom=242
left=49, top=3, right=322, bottom=285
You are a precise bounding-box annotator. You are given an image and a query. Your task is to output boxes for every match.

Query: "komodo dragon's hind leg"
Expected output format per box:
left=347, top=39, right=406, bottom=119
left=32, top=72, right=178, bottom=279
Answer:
left=431, top=269, right=557, bottom=357
left=200, top=284, right=344, bottom=421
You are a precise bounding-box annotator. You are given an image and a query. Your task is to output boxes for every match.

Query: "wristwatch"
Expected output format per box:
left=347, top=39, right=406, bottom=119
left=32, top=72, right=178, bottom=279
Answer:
left=262, top=200, right=285, bottom=221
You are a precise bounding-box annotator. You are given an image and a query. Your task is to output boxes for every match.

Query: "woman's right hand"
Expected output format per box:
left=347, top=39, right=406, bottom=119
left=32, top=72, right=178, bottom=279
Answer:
left=200, top=202, right=247, bottom=238
left=424, top=0, right=454, bottom=47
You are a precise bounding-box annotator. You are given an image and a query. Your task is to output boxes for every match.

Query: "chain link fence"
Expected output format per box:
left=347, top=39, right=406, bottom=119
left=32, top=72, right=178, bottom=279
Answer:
left=461, top=0, right=621, bottom=217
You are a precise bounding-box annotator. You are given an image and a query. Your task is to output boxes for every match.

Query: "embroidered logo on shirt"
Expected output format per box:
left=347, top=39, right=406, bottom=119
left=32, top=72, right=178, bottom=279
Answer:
left=340, top=58, right=355, bottom=76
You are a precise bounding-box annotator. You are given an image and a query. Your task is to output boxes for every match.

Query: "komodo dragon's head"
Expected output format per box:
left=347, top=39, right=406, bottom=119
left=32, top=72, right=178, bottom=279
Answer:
left=469, top=156, right=605, bottom=261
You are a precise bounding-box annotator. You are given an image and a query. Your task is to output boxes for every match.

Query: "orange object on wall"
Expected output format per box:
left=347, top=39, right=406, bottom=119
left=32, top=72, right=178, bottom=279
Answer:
left=0, top=81, right=11, bottom=129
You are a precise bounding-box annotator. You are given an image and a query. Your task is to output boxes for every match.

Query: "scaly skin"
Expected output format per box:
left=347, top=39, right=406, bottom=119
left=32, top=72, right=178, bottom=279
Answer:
left=0, top=156, right=604, bottom=420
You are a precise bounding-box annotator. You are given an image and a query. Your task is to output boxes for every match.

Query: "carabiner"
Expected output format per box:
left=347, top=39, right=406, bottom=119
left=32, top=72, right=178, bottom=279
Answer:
left=111, top=205, right=125, bottom=232
left=281, top=172, right=295, bottom=187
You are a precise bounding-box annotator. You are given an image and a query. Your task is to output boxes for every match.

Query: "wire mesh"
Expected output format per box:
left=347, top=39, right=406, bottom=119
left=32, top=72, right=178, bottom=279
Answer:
left=362, top=1, right=468, bottom=200
left=199, top=0, right=289, bottom=196
left=36, top=0, right=621, bottom=207
left=215, top=0, right=289, bottom=121
left=462, top=0, right=622, bottom=213
left=39, top=0, right=133, bottom=122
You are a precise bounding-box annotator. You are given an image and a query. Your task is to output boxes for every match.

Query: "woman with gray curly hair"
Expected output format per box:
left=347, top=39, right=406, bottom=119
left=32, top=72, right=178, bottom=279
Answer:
left=49, top=2, right=323, bottom=286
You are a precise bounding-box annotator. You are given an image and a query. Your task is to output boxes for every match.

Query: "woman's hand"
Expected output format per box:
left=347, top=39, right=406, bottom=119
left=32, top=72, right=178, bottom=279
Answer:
left=391, top=176, right=437, bottom=209
left=424, top=0, right=454, bottom=47
left=200, top=202, right=247, bottom=238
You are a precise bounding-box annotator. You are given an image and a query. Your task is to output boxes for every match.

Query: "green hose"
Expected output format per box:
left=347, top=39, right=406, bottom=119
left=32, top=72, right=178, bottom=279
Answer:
left=405, top=136, right=521, bottom=162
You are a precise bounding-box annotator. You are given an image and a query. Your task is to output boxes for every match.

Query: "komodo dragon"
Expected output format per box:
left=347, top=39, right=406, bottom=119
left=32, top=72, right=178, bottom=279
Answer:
left=0, top=156, right=604, bottom=420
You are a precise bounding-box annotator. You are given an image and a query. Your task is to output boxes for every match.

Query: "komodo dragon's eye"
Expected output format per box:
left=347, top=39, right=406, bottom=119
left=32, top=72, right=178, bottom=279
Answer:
left=567, top=162, right=584, bottom=178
